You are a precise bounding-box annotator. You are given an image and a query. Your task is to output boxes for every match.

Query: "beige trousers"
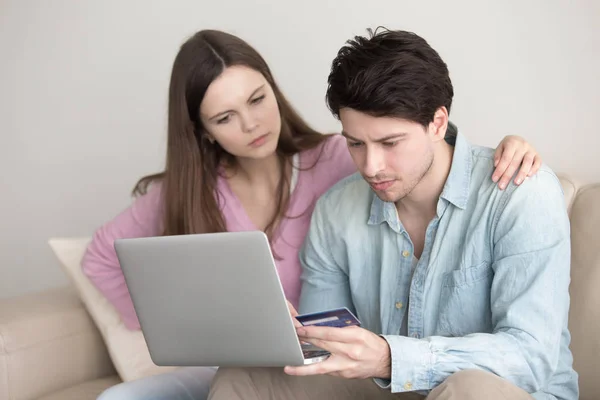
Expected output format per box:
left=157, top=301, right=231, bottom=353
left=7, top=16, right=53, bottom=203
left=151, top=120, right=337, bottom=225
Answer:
left=208, top=368, right=534, bottom=400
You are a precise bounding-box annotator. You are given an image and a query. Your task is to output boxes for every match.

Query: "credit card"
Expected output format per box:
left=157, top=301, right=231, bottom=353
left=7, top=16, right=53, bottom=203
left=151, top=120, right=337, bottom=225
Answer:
left=295, top=307, right=361, bottom=328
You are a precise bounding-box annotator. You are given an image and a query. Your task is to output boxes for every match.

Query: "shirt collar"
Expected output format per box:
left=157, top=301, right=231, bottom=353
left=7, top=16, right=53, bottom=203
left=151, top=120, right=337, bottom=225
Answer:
left=439, top=131, right=472, bottom=210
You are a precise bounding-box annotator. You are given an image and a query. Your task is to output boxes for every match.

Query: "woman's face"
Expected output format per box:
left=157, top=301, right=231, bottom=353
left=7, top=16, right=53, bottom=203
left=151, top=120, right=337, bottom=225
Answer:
left=199, top=65, right=282, bottom=160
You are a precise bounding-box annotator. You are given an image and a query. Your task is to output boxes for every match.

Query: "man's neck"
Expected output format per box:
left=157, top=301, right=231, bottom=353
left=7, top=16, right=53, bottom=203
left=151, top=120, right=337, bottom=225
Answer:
left=396, top=141, right=454, bottom=220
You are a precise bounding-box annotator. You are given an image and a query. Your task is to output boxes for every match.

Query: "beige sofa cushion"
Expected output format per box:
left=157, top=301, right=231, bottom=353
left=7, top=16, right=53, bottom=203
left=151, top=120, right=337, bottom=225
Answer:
left=48, top=238, right=176, bottom=383
left=557, top=174, right=578, bottom=214
left=568, top=183, right=600, bottom=400
left=0, top=287, right=115, bottom=400
left=37, top=376, right=121, bottom=400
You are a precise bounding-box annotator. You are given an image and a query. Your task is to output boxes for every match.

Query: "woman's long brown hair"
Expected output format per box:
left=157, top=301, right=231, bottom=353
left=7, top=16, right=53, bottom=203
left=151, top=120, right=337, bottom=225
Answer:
left=133, top=30, right=329, bottom=241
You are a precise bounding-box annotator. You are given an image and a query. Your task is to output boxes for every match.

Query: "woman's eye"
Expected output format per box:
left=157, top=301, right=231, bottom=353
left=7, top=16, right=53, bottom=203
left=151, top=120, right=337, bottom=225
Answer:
left=250, top=95, right=265, bottom=104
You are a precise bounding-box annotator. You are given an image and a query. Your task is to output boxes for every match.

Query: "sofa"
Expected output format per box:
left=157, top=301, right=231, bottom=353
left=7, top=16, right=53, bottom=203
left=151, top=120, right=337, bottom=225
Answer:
left=1, top=174, right=598, bottom=400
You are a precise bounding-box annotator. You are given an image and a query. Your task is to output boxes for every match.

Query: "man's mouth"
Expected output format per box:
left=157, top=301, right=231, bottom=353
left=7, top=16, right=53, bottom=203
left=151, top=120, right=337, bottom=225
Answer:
left=369, top=180, right=395, bottom=191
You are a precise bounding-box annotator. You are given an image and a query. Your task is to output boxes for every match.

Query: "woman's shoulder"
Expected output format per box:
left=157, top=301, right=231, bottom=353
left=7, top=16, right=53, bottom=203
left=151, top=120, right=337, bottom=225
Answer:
left=300, top=133, right=347, bottom=164
left=133, top=180, right=164, bottom=209
left=113, top=180, right=165, bottom=233
left=297, top=133, right=356, bottom=192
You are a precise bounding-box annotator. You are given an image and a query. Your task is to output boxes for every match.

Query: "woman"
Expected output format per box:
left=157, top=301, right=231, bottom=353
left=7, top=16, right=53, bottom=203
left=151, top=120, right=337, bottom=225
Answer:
left=85, top=29, right=541, bottom=400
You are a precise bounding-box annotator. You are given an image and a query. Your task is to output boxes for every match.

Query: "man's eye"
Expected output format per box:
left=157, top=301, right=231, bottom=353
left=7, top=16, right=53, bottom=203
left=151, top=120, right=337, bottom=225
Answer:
left=383, top=141, right=398, bottom=147
left=348, top=141, right=363, bottom=148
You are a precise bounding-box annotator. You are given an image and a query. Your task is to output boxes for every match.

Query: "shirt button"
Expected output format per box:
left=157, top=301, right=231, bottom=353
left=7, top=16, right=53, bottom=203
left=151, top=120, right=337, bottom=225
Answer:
left=402, top=250, right=410, bottom=258
left=404, top=382, right=413, bottom=390
left=395, top=302, right=403, bottom=309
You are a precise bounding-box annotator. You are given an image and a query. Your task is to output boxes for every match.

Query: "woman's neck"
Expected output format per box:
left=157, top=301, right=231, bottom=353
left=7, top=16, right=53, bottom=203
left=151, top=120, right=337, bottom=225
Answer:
left=227, top=153, right=287, bottom=192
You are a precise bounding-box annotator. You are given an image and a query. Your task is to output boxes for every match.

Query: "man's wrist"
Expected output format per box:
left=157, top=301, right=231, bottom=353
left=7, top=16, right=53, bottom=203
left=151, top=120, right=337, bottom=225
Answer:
left=374, top=335, right=392, bottom=379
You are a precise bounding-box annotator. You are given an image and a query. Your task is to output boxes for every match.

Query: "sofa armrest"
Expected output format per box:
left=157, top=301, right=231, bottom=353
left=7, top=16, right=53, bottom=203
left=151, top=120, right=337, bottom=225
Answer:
left=0, top=286, right=116, bottom=400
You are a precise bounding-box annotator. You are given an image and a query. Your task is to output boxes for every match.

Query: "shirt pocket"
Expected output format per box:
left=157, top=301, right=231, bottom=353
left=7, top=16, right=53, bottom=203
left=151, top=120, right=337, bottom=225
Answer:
left=437, top=261, right=493, bottom=337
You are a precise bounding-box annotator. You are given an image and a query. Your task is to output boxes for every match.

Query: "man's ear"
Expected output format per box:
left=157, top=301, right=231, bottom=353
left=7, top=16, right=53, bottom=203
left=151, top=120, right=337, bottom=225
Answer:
left=428, top=107, right=449, bottom=142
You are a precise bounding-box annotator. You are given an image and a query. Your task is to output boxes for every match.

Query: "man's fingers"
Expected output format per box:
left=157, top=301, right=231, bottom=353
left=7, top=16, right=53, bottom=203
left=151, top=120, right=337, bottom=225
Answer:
left=287, top=301, right=302, bottom=327
left=299, top=336, right=360, bottom=358
left=287, top=300, right=298, bottom=316
left=297, top=325, right=362, bottom=344
left=284, top=357, right=342, bottom=376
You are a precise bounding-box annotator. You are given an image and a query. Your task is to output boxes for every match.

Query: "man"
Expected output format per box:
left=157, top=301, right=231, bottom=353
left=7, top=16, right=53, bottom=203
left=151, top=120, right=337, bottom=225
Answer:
left=208, top=28, right=578, bottom=400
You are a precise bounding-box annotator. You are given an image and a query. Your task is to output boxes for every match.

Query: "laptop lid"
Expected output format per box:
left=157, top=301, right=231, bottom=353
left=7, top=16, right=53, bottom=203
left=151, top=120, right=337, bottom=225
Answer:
left=114, top=231, right=306, bottom=367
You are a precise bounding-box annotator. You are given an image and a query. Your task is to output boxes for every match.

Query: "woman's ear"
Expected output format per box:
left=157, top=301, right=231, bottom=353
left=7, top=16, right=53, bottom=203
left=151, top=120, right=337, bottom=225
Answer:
left=205, top=134, right=216, bottom=144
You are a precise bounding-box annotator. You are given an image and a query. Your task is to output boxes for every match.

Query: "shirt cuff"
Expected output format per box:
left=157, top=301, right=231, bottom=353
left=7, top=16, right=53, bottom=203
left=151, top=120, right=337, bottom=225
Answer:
left=381, top=335, right=436, bottom=393
left=373, top=377, right=391, bottom=389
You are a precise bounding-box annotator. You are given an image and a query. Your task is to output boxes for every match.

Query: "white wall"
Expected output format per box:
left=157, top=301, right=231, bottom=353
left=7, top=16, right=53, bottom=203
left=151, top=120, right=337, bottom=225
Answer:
left=1, top=0, right=598, bottom=299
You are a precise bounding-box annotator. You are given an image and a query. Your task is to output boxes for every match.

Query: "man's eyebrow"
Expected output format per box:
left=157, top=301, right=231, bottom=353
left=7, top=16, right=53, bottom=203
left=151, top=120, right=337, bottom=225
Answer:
left=341, top=131, right=360, bottom=141
left=341, top=131, right=407, bottom=142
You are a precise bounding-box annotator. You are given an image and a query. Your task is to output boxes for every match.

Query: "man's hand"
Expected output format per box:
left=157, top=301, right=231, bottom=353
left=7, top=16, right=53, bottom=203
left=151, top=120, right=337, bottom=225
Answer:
left=284, top=325, right=391, bottom=379
left=287, top=300, right=302, bottom=328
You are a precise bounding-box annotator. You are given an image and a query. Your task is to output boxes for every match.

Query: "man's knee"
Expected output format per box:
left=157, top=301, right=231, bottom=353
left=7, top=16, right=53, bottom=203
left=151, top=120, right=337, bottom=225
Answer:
left=209, top=367, right=260, bottom=399
left=212, top=367, right=251, bottom=382
left=443, top=369, right=492, bottom=391
left=429, top=369, right=505, bottom=399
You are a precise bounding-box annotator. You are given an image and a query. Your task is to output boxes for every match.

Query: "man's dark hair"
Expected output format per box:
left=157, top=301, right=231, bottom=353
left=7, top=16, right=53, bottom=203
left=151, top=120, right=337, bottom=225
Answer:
left=325, top=27, right=454, bottom=128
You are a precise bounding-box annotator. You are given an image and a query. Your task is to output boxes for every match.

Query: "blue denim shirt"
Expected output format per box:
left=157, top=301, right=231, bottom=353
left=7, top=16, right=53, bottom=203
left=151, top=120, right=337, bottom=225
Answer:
left=298, top=133, right=578, bottom=400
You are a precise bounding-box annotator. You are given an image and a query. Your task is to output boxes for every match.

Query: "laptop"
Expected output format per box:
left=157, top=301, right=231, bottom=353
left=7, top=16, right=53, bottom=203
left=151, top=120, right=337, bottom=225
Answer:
left=114, top=231, right=330, bottom=367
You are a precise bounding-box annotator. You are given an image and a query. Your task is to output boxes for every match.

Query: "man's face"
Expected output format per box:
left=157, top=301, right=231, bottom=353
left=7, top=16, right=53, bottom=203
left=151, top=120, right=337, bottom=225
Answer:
left=339, top=108, right=435, bottom=203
